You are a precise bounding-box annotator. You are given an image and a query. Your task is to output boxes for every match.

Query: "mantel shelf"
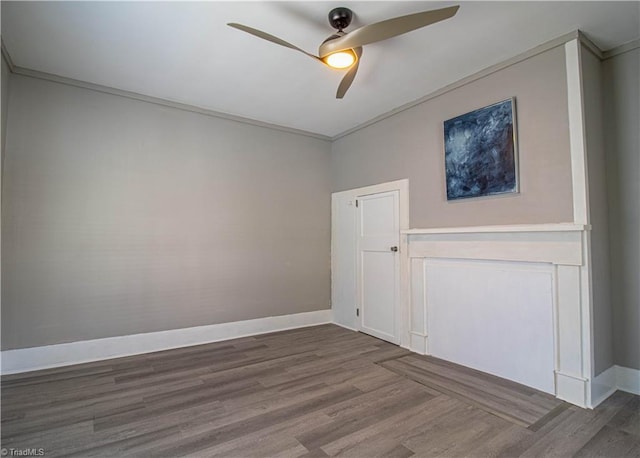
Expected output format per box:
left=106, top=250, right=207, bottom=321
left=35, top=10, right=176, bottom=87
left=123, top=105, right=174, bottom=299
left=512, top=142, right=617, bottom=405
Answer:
left=402, top=223, right=590, bottom=235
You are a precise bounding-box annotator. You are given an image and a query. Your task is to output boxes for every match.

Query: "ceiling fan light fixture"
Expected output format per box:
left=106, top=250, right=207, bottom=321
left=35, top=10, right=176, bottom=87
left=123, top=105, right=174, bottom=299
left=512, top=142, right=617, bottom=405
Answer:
left=229, top=5, right=460, bottom=97
left=323, top=49, right=356, bottom=69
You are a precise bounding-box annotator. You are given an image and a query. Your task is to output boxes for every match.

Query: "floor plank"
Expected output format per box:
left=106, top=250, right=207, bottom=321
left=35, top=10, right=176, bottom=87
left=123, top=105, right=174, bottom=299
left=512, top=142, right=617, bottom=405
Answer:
left=379, top=354, right=563, bottom=427
left=2, top=324, right=639, bottom=457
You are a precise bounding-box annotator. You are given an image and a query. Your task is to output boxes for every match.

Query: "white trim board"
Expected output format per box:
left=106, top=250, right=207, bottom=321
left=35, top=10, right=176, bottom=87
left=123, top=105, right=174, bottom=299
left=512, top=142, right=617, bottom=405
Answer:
left=402, top=223, right=589, bottom=235
left=0, top=310, right=332, bottom=375
left=331, top=322, right=359, bottom=333
left=1, top=39, right=16, bottom=72
left=591, top=365, right=618, bottom=407
left=603, top=39, right=640, bottom=60
left=592, top=365, right=640, bottom=407
left=565, top=38, right=590, bottom=226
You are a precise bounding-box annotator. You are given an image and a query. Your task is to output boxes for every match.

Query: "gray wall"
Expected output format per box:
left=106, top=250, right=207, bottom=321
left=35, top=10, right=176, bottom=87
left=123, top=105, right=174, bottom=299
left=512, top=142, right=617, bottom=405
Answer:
left=2, top=54, right=9, bottom=338
left=331, top=46, right=574, bottom=228
left=581, top=46, right=613, bottom=376
left=603, top=47, right=640, bottom=371
left=1, top=55, right=9, bottom=157
left=1, top=74, right=332, bottom=350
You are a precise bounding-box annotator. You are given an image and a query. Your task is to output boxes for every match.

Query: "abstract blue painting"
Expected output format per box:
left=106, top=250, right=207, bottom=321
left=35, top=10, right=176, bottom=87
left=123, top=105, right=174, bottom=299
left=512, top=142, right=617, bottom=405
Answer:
left=444, top=99, right=518, bottom=200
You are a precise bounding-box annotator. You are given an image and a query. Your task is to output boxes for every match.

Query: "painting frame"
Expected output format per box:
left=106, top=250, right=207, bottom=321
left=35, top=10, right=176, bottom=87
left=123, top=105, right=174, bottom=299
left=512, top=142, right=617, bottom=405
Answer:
left=443, top=98, right=519, bottom=201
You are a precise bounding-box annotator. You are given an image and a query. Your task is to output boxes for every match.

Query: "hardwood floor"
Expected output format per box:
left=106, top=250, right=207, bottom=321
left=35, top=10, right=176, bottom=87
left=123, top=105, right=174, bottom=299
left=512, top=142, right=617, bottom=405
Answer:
left=1, top=324, right=639, bottom=457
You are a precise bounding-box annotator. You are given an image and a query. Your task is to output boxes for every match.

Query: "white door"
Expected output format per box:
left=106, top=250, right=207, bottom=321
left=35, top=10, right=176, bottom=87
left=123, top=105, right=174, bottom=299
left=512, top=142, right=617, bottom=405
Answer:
left=357, top=190, right=400, bottom=344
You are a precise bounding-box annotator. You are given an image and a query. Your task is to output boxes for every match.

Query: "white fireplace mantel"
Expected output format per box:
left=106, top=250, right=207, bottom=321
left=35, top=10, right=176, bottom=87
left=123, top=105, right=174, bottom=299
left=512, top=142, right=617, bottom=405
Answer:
left=401, top=223, right=594, bottom=408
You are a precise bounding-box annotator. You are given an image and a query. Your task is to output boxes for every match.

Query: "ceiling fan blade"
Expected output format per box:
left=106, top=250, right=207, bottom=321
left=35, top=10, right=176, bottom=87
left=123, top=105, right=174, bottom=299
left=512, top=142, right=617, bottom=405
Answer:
left=319, top=5, right=459, bottom=57
left=336, top=47, right=362, bottom=99
left=228, top=23, right=321, bottom=62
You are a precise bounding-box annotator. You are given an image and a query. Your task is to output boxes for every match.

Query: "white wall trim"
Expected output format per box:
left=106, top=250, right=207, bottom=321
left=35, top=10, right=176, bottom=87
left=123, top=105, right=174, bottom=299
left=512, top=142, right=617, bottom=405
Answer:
left=565, top=39, right=591, bottom=225
left=350, top=179, right=410, bottom=203
left=1, top=39, right=16, bottom=72
left=602, top=39, right=640, bottom=60
left=556, top=372, right=589, bottom=406
left=591, top=365, right=618, bottom=407
left=407, top=231, right=584, bottom=266
left=616, top=366, right=640, bottom=396
left=592, top=365, right=640, bottom=407
left=331, top=322, right=359, bottom=333
left=0, top=310, right=332, bottom=375
left=564, top=41, right=597, bottom=399
left=409, top=332, right=428, bottom=355
left=402, top=223, right=589, bottom=235
left=577, top=31, right=604, bottom=60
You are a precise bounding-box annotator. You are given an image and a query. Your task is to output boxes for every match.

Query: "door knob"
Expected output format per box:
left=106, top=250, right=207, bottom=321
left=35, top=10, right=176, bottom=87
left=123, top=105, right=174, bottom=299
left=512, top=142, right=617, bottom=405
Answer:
left=390, top=246, right=398, bottom=252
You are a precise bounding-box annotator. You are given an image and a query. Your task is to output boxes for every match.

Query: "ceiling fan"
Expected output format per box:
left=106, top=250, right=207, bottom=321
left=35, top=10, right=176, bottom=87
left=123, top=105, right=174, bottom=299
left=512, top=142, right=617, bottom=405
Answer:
left=228, top=5, right=460, bottom=99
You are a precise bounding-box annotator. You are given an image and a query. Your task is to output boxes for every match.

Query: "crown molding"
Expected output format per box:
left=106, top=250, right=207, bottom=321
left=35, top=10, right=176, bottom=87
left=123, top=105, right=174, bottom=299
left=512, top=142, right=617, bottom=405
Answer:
left=577, top=30, right=603, bottom=60
left=3, top=29, right=618, bottom=143
left=331, top=30, right=602, bottom=141
left=6, top=61, right=331, bottom=142
left=3, top=37, right=330, bottom=140
left=1, top=38, right=16, bottom=72
left=603, top=39, right=640, bottom=60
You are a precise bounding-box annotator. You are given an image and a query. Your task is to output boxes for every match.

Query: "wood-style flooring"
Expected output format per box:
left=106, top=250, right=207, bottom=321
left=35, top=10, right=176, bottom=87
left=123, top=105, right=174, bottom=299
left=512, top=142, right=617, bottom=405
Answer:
left=1, top=324, right=639, bottom=457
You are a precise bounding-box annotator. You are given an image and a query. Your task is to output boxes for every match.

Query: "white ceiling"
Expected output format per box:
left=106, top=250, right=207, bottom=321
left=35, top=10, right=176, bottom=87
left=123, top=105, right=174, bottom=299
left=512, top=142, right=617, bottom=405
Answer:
left=2, top=1, right=639, bottom=137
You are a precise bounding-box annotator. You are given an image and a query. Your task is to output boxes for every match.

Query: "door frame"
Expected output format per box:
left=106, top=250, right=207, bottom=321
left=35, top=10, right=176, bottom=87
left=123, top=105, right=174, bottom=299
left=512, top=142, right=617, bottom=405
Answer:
left=331, top=179, right=410, bottom=347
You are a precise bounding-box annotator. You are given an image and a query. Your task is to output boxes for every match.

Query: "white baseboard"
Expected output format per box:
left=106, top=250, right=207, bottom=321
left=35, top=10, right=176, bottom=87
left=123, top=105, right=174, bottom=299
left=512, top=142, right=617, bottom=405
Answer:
left=0, top=309, right=332, bottom=375
left=556, top=372, right=589, bottom=408
left=331, top=322, right=359, bottom=332
left=409, top=332, right=428, bottom=355
left=591, top=366, right=618, bottom=408
left=591, top=365, right=640, bottom=407
left=616, top=365, right=640, bottom=396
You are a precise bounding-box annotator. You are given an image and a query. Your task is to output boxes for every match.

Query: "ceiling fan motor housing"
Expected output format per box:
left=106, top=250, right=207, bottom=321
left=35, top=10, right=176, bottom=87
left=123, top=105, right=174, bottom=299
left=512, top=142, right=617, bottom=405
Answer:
left=328, top=7, right=353, bottom=31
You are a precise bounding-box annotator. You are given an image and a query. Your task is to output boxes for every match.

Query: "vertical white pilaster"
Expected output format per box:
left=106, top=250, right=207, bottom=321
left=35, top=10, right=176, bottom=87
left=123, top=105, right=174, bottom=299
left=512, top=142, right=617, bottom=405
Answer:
left=565, top=39, right=590, bottom=225
left=400, top=233, right=411, bottom=349
left=555, top=264, right=589, bottom=406
left=409, top=257, right=428, bottom=354
left=566, top=38, right=595, bottom=401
